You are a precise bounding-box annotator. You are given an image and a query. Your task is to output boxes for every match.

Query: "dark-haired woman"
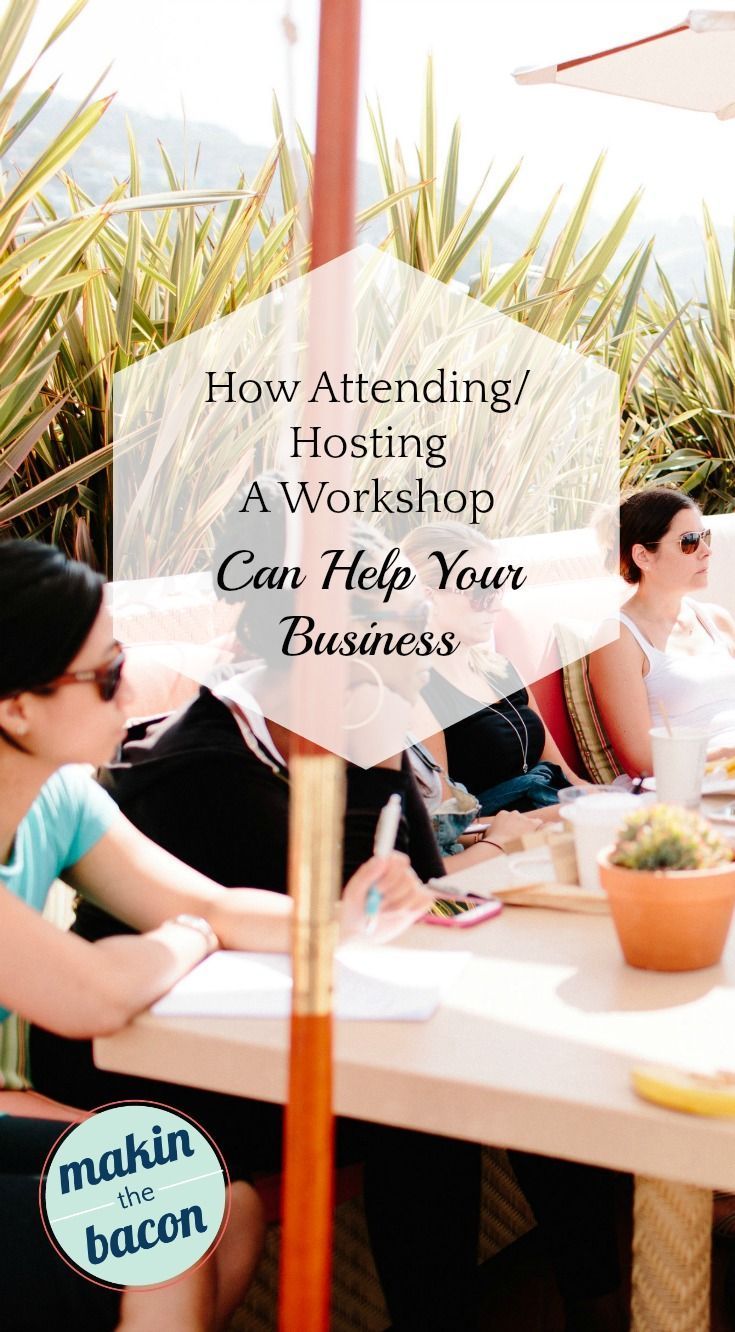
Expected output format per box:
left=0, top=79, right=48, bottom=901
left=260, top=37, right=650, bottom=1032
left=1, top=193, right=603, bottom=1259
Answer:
left=0, top=538, right=429, bottom=1332
left=30, top=619, right=486, bottom=1327
left=589, top=487, right=735, bottom=776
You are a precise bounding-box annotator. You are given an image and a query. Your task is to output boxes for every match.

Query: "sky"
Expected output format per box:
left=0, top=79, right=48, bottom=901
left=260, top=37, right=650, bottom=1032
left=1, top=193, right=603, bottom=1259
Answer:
left=18, top=0, right=735, bottom=226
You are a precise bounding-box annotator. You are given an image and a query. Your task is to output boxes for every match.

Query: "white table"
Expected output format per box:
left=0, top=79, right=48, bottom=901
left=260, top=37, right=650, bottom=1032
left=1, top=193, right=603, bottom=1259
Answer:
left=96, top=905, right=735, bottom=1330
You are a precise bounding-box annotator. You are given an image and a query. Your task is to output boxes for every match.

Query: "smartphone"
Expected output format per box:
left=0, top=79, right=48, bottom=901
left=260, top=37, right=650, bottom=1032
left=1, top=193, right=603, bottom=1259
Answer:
left=424, top=895, right=503, bottom=927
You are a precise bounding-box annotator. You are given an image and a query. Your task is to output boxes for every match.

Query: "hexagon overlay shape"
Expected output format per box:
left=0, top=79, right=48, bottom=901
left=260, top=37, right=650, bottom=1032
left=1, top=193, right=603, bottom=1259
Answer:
left=113, top=244, right=620, bottom=768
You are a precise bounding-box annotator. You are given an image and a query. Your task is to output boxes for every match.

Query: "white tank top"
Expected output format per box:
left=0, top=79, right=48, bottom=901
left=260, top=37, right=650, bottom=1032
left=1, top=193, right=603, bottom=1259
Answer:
left=619, top=600, right=735, bottom=743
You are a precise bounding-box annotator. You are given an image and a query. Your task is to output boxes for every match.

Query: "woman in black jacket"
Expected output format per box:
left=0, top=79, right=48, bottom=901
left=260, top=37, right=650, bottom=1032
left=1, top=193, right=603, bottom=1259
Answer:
left=31, top=488, right=485, bottom=1332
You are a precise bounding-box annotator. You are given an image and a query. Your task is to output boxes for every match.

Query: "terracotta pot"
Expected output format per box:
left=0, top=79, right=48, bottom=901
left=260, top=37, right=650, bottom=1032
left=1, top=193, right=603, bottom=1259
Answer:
left=598, top=850, right=735, bottom=972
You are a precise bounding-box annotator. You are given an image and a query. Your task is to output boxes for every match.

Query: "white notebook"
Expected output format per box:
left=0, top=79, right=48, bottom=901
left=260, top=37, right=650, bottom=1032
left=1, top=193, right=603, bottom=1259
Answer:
left=152, top=946, right=470, bottom=1022
left=435, top=847, right=556, bottom=898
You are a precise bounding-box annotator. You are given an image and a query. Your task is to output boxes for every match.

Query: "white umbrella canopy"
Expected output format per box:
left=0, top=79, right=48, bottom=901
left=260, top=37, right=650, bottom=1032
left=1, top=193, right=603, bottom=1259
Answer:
left=514, top=10, right=735, bottom=119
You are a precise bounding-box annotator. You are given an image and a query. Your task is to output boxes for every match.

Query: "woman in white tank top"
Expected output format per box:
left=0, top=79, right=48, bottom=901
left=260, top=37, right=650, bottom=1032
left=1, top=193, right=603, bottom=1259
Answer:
left=588, top=487, right=735, bottom=776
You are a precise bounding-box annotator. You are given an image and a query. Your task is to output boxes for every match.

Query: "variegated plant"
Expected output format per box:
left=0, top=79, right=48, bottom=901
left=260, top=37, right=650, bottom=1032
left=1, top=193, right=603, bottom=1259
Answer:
left=2, top=5, right=732, bottom=576
left=0, top=1, right=430, bottom=569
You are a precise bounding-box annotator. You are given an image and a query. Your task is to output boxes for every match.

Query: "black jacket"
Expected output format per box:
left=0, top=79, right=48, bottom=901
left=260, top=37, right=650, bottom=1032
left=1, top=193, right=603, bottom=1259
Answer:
left=73, top=687, right=444, bottom=942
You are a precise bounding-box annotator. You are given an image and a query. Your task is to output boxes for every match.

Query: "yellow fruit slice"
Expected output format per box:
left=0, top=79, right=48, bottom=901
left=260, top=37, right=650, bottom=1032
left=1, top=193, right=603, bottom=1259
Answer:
left=632, top=1064, right=735, bottom=1117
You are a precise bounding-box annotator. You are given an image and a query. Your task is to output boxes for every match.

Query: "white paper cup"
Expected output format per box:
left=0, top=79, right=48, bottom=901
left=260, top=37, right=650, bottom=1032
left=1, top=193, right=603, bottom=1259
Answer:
left=557, top=786, right=590, bottom=806
left=560, top=793, right=641, bottom=893
left=557, top=784, right=620, bottom=806
left=649, top=726, right=709, bottom=809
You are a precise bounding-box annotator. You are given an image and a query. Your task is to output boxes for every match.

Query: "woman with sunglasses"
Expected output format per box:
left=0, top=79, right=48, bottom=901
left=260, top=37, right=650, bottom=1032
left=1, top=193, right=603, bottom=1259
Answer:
left=402, top=523, right=589, bottom=816
left=0, top=537, right=431, bottom=1332
left=588, top=487, right=735, bottom=777
left=26, top=501, right=492, bottom=1332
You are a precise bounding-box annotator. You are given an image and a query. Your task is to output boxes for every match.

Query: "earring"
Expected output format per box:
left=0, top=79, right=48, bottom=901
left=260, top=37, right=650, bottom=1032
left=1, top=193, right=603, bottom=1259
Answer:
left=344, top=660, right=386, bottom=731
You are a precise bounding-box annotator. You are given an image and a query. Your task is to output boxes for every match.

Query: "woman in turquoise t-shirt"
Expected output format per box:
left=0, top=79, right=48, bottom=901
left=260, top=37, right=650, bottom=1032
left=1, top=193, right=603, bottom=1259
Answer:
left=0, top=539, right=429, bottom=1332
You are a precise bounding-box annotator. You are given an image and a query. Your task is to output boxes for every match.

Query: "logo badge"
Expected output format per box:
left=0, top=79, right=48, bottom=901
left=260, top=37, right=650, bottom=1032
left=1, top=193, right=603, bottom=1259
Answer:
left=41, top=1102, right=228, bottom=1288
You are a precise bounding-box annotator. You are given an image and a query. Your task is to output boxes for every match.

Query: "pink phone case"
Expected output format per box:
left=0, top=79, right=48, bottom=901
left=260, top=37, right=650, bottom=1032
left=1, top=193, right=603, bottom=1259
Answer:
left=423, top=896, right=503, bottom=927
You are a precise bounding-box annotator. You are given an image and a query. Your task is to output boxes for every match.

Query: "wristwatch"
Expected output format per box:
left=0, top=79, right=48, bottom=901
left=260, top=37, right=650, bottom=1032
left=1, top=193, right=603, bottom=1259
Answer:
left=172, top=914, right=219, bottom=955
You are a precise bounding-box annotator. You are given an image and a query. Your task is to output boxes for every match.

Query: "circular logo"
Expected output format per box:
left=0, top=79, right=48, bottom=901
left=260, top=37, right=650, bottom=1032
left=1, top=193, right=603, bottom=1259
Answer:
left=40, top=1102, right=228, bottom=1289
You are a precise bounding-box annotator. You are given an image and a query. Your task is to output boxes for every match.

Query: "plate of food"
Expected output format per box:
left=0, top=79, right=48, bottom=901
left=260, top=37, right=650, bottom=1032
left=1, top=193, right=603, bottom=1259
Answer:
left=705, top=802, right=735, bottom=825
left=704, top=756, right=735, bottom=793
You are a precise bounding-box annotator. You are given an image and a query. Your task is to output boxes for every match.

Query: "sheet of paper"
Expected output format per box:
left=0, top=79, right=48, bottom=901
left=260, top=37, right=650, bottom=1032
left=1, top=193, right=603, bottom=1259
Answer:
left=435, top=847, right=556, bottom=898
left=152, top=946, right=470, bottom=1021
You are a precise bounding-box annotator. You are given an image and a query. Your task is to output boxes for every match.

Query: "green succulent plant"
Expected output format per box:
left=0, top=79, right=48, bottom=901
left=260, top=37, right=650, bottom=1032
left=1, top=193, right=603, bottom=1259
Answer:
left=610, top=804, right=732, bottom=872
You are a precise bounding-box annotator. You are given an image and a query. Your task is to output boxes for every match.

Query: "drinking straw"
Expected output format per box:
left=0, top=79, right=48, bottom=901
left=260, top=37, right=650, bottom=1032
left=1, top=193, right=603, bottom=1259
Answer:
left=657, top=698, right=673, bottom=737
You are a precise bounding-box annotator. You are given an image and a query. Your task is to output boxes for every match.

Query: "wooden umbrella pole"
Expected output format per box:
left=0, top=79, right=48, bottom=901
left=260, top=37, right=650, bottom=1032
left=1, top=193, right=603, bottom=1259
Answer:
left=279, top=3, right=362, bottom=1330
left=279, top=749, right=345, bottom=1332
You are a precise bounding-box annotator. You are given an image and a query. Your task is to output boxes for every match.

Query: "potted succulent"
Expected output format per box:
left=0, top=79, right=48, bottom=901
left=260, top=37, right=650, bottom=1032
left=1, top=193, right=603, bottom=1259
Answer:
left=598, top=804, right=735, bottom=971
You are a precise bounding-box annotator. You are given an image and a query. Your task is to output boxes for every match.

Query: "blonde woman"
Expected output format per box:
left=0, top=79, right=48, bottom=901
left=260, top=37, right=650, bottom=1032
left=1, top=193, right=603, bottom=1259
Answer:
left=403, top=522, right=588, bottom=815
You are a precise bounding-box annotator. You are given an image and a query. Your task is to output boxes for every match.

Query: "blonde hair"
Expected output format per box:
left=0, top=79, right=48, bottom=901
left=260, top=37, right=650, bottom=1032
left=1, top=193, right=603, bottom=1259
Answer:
left=400, top=522, right=495, bottom=589
left=401, top=522, right=506, bottom=677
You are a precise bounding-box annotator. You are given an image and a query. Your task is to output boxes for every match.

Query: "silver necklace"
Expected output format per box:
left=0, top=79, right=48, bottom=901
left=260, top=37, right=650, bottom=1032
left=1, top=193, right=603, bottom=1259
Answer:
left=452, top=660, right=531, bottom=773
left=484, top=694, right=530, bottom=773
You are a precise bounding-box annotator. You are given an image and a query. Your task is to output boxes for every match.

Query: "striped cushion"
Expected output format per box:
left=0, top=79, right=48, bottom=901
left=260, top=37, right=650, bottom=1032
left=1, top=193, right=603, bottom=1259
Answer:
left=555, top=623, right=624, bottom=784
left=0, top=882, right=75, bottom=1090
left=0, top=1015, right=30, bottom=1091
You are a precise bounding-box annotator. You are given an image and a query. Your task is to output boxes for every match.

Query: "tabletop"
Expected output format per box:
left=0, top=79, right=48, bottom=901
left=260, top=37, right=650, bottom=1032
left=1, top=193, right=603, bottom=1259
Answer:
left=95, top=901, right=735, bottom=1192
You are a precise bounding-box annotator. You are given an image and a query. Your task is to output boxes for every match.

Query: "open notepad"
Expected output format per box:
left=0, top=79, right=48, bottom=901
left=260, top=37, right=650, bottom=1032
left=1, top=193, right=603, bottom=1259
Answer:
left=433, top=851, right=555, bottom=898
left=434, top=852, right=610, bottom=914
left=152, top=946, right=470, bottom=1022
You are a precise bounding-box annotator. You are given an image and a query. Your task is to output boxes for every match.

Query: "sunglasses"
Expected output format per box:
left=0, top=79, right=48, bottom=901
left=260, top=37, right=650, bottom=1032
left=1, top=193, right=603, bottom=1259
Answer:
left=452, top=585, right=499, bottom=613
left=45, top=645, right=126, bottom=702
left=648, top=529, right=712, bottom=555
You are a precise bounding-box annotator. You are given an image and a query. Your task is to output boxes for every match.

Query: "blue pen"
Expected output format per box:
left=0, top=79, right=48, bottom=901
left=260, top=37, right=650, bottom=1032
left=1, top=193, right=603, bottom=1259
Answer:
left=364, top=794, right=403, bottom=933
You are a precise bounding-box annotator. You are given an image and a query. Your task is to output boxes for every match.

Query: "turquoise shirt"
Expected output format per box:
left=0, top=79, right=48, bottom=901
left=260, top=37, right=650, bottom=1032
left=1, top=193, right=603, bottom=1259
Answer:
left=0, top=766, right=119, bottom=1024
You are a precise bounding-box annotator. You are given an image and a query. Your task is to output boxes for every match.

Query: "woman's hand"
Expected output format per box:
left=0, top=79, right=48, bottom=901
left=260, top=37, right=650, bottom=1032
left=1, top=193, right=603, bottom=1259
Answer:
left=482, top=809, right=544, bottom=849
left=706, top=744, right=735, bottom=768
left=72, top=817, right=432, bottom=958
left=339, top=852, right=434, bottom=944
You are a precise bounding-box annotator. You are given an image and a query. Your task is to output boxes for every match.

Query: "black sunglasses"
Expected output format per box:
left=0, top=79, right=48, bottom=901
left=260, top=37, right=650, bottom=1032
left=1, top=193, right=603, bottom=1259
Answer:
left=648, top=529, right=712, bottom=555
left=454, top=585, right=499, bottom=612
left=44, top=645, right=126, bottom=702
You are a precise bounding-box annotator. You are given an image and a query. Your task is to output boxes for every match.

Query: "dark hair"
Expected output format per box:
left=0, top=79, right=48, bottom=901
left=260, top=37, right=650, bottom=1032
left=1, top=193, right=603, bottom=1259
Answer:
left=212, top=473, right=408, bottom=663
left=0, top=539, right=104, bottom=697
left=212, top=474, right=294, bottom=663
left=619, top=487, right=699, bottom=584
